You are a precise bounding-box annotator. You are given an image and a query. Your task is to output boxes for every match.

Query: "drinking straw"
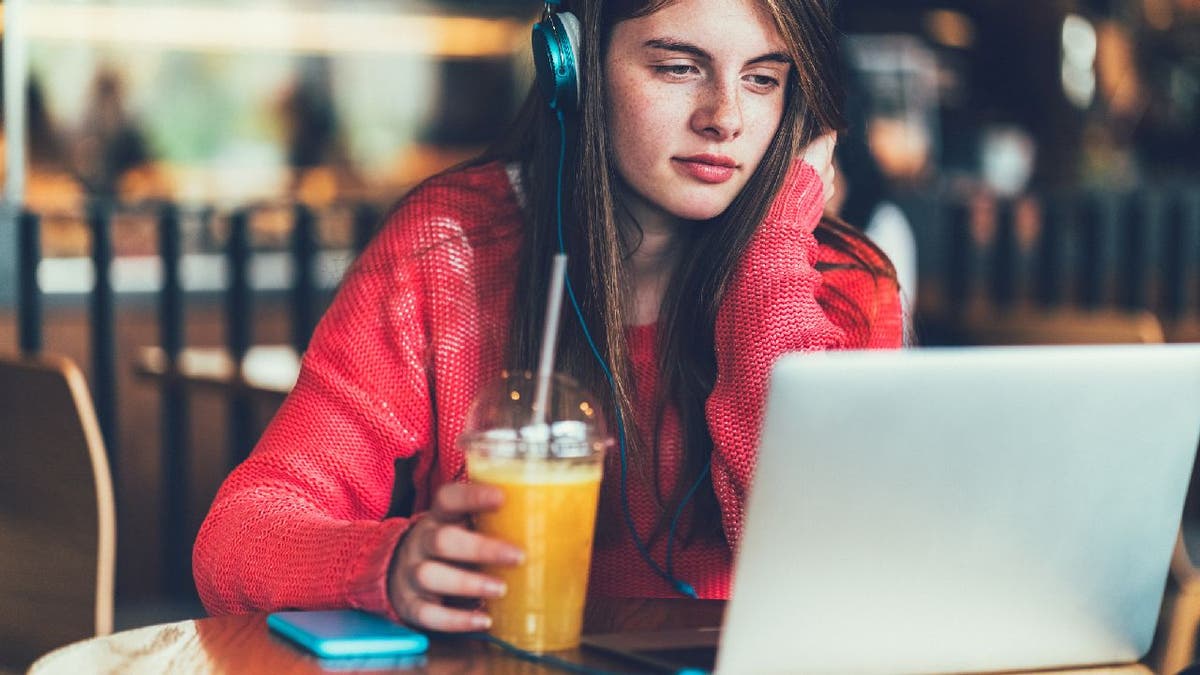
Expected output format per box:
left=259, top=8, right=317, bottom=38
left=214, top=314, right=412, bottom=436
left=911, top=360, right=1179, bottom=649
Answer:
left=532, top=253, right=568, bottom=428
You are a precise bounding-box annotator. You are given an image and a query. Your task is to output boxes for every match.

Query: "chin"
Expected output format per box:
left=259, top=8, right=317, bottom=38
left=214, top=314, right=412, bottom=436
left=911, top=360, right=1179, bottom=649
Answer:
left=667, top=196, right=735, bottom=222
left=672, top=206, right=726, bottom=221
left=672, top=199, right=734, bottom=220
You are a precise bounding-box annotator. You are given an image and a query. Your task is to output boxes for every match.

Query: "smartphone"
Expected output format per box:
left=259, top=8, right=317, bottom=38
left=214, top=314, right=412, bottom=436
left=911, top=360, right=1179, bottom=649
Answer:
left=267, top=609, right=429, bottom=659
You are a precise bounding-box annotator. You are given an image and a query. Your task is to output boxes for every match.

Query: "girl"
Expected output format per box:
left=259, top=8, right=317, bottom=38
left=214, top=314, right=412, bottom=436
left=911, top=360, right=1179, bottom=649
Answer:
left=194, top=0, right=902, bottom=633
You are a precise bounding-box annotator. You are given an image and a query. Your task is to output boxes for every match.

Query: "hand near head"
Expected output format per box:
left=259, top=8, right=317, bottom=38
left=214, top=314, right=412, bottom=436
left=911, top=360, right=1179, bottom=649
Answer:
left=764, top=130, right=839, bottom=225
left=388, top=482, right=523, bottom=632
left=801, top=131, right=838, bottom=206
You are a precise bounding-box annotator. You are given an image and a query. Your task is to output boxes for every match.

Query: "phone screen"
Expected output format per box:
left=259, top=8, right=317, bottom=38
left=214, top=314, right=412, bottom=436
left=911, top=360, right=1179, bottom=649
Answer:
left=267, top=609, right=429, bottom=659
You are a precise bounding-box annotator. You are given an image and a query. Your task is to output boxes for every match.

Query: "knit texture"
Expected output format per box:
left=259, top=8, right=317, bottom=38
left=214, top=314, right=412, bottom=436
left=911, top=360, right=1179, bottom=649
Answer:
left=193, top=160, right=902, bottom=619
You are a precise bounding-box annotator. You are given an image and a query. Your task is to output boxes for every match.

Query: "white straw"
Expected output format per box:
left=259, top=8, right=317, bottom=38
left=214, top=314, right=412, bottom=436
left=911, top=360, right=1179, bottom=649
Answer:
left=532, top=254, right=568, bottom=427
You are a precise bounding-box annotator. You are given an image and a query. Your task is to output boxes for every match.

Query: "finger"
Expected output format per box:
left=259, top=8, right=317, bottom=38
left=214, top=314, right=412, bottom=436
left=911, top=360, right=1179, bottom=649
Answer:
left=823, top=164, right=837, bottom=203
left=431, top=482, right=504, bottom=520
left=402, top=597, right=492, bottom=633
left=802, top=131, right=838, bottom=173
left=421, top=523, right=525, bottom=565
left=411, top=559, right=508, bottom=599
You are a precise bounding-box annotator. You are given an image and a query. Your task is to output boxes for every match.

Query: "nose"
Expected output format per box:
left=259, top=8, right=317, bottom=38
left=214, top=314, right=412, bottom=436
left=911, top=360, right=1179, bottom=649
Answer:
left=691, top=78, right=742, bottom=141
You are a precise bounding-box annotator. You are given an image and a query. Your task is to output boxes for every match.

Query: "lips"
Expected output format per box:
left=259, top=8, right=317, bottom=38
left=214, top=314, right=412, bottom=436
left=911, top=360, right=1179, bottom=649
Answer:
left=673, top=154, right=738, bottom=184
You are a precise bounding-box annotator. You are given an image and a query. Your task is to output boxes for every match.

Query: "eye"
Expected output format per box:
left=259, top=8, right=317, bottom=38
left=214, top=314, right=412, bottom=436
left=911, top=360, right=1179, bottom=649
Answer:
left=652, top=64, right=699, bottom=79
left=744, top=73, right=781, bottom=91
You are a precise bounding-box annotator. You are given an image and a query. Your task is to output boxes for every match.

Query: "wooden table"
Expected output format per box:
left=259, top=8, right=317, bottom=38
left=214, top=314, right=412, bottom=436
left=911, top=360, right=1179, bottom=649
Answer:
left=28, top=598, right=1154, bottom=675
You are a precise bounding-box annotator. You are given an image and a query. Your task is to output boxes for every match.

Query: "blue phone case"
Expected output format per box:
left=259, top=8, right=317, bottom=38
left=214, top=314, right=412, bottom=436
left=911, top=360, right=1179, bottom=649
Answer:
left=267, top=609, right=429, bottom=658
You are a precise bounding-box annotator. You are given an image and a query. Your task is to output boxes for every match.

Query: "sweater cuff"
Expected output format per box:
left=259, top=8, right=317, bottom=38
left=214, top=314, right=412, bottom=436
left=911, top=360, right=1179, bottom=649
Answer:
left=345, top=516, right=414, bottom=622
left=763, top=160, right=824, bottom=228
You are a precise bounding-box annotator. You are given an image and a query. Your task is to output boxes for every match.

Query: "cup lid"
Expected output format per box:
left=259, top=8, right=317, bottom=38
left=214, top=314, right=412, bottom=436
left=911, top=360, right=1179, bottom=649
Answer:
left=457, top=370, right=610, bottom=458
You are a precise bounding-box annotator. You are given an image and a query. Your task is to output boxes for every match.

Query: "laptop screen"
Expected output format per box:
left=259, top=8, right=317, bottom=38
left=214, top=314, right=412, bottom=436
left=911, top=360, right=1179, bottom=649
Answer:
left=718, top=345, right=1200, bottom=674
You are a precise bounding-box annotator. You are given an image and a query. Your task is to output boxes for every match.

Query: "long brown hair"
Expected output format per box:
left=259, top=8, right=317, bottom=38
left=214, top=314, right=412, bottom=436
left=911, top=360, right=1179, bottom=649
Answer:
left=478, top=0, right=889, bottom=545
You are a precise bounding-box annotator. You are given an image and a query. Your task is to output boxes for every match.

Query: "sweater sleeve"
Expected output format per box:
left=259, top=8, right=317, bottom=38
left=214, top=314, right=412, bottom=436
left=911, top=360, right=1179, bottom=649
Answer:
left=704, top=160, right=851, bottom=549
left=193, top=203, right=438, bottom=622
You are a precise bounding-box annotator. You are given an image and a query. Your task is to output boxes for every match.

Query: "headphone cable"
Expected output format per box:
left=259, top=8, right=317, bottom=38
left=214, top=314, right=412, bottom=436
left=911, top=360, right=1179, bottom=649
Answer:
left=552, top=108, right=703, bottom=599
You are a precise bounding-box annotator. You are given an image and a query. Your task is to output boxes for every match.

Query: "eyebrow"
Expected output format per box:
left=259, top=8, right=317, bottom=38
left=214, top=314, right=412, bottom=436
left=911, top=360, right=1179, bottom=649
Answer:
left=644, top=38, right=792, bottom=67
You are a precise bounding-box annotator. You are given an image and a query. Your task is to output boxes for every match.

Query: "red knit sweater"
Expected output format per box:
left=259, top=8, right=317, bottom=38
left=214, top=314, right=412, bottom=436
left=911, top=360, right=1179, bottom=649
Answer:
left=193, top=160, right=902, bottom=620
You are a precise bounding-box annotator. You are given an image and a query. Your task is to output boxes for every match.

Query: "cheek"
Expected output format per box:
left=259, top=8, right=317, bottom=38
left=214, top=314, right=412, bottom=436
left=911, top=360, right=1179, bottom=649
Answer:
left=609, top=77, right=678, bottom=156
left=745, top=99, right=786, bottom=156
left=624, top=116, right=671, bottom=167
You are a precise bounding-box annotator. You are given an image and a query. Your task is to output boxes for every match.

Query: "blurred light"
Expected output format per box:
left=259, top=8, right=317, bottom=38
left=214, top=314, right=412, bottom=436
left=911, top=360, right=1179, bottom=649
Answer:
left=1169, top=67, right=1199, bottom=116
left=1062, top=15, right=1097, bottom=66
left=23, top=6, right=526, bottom=57
left=37, top=250, right=354, bottom=294
left=1143, top=0, right=1176, bottom=30
left=1061, top=14, right=1097, bottom=109
left=1095, top=21, right=1141, bottom=116
left=1062, top=64, right=1097, bottom=108
left=980, top=126, right=1036, bottom=198
left=923, top=10, right=975, bottom=49
left=869, top=118, right=931, bottom=180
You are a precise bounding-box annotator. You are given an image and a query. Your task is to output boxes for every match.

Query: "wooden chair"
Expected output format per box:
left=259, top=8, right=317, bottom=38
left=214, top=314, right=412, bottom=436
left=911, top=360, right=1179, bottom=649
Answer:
left=0, top=354, right=116, bottom=672
left=1157, top=535, right=1200, bottom=674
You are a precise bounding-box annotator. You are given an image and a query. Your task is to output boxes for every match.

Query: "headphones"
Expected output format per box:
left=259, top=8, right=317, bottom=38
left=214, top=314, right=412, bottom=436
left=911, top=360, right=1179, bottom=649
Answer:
left=531, top=1, right=583, bottom=113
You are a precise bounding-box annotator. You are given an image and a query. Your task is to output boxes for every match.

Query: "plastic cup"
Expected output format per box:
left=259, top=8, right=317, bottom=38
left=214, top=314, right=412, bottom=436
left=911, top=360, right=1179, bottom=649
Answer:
left=458, top=371, right=609, bottom=653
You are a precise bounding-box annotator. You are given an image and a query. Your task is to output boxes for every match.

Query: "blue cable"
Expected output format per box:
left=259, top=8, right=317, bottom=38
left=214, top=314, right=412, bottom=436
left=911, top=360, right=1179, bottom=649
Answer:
left=552, top=109, right=700, bottom=599
left=665, top=460, right=712, bottom=580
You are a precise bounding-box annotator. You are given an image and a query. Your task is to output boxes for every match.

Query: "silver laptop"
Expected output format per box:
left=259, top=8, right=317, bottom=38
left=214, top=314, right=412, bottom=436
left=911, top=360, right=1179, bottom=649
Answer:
left=586, top=345, right=1200, bottom=674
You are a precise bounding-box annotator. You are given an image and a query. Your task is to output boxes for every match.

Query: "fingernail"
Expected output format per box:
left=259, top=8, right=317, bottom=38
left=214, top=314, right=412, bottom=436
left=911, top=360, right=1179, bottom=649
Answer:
left=484, top=580, right=507, bottom=597
left=473, top=614, right=492, bottom=630
left=506, top=548, right=525, bottom=565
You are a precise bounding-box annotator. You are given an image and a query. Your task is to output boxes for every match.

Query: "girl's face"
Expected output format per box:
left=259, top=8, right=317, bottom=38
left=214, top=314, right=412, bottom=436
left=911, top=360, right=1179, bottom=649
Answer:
left=604, top=0, right=789, bottom=228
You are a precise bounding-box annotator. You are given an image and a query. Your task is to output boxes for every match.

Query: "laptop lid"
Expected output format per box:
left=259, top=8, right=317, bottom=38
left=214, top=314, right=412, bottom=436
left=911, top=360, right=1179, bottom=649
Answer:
left=717, top=345, right=1200, bottom=675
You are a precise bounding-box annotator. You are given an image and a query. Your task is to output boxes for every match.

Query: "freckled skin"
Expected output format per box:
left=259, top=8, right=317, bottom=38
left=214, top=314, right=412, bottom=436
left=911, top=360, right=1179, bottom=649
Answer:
left=604, top=0, right=789, bottom=231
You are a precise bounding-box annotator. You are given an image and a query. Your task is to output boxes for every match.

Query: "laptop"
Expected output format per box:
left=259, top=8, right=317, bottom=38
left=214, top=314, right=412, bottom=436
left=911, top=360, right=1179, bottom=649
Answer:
left=583, top=345, right=1200, bottom=674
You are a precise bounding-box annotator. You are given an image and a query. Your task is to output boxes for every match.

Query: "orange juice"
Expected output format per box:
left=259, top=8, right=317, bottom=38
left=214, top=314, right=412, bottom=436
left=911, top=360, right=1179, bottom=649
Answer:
left=469, top=453, right=603, bottom=652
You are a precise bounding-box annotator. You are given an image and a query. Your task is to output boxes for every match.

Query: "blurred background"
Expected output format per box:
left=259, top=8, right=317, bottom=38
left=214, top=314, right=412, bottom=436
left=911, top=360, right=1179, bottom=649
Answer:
left=0, top=0, right=1197, bottom=633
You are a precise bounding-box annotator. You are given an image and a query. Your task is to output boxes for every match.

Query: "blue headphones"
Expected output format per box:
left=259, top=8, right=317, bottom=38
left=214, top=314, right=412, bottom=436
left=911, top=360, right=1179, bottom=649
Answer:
left=531, top=1, right=583, bottom=113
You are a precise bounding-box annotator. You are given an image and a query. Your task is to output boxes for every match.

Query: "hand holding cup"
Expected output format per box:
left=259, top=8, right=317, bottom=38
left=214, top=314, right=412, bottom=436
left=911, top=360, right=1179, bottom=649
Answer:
left=387, top=482, right=524, bottom=632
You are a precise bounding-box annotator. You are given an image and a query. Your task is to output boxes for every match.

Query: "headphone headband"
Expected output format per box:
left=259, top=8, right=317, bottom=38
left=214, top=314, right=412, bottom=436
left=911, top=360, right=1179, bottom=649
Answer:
left=531, top=5, right=582, bottom=112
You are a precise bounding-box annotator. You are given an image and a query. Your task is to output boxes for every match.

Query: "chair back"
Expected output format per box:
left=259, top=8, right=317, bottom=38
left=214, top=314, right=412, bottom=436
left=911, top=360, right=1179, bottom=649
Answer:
left=0, top=354, right=115, bottom=670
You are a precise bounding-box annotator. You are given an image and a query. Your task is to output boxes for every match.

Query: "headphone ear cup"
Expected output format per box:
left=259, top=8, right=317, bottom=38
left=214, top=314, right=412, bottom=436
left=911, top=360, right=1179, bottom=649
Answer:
left=531, top=11, right=582, bottom=112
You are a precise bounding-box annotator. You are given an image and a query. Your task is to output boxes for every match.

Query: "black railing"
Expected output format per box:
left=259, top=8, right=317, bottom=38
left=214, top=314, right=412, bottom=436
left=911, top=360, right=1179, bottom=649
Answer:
left=158, top=204, right=190, bottom=597
left=88, top=202, right=118, bottom=470
left=224, top=209, right=255, bottom=469
left=936, top=185, right=1200, bottom=320
left=14, top=198, right=383, bottom=599
left=1164, top=194, right=1200, bottom=323
left=18, top=211, right=41, bottom=355
left=291, top=204, right=318, bottom=355
left=10, top=182, right=1200, bottom=596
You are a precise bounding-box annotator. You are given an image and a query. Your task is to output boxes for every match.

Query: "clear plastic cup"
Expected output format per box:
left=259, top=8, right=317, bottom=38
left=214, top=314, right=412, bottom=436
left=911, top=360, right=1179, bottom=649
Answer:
left=458, top=370, right=610, bottom=652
